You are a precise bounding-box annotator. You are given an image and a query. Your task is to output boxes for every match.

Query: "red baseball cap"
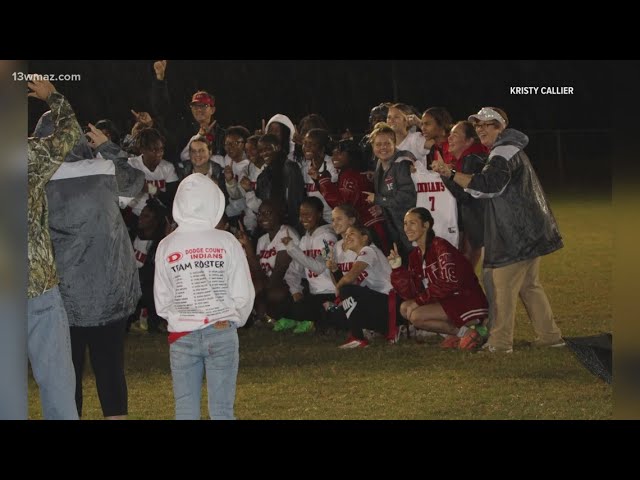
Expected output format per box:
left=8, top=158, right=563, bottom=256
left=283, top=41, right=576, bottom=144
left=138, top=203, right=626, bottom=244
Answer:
left=190, top=91, right=215, bottom=107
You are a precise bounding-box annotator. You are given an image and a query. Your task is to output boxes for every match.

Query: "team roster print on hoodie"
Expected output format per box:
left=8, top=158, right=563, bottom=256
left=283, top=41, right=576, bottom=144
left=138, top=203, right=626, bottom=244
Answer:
left=154, top=174, right=255, bottom=332
left=163, top=245, right=231, bottom=316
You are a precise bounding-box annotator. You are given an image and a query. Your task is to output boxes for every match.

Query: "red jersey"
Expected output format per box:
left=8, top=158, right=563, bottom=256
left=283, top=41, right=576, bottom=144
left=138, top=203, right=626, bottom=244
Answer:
left=318, top=168, right=383, bottom=227
left=391, top=237, right=488, bottom=326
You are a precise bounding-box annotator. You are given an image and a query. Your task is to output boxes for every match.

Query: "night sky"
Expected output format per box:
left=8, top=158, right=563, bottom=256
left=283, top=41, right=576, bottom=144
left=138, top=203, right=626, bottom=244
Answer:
left=26, top=59, right=613, bottom=187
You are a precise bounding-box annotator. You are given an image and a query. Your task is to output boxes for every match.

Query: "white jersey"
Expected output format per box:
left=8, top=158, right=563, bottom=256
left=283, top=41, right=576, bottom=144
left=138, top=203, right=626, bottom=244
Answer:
left=301, top=155, right=338, bottom=223
left=398, top=131, right=428, bottom=166
left=245, top=162, right=265, bottom=191
left=334, top=239, right=357, bottom=274
left=126, top=155, right=179, bottom=216
left=240, top=162, right=266, bottom=232
left=411, top=163, right=459, bottom=248
left=133, top=236, right=153, bottom=268
left=285, top=224, right=336, bottom=295
left=353, top=245, right=392, bottom=294
left=256, top=225, right=300, bottom=277
left=213, top=154, right=250, bottom=182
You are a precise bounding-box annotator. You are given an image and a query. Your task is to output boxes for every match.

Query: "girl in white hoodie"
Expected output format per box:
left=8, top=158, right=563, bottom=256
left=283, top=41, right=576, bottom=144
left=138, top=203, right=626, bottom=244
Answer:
left=154, top=173, right=255, bottom=420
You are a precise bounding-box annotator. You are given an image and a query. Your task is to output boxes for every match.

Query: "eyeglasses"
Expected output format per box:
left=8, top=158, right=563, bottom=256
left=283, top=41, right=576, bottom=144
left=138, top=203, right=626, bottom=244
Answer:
left=224, top=140, right=245, bottom=147
left=190, top=103, right=210, bottom=110
left=474, top=122, right=499, bottom=130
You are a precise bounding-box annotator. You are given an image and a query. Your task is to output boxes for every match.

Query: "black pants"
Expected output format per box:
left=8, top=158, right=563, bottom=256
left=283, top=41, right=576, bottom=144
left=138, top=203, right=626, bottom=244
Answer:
left=290, top=293, right=338, bottom=328
left=339, top=285, right=402, bottom=340
left=70, top=318, right=128, bottom=417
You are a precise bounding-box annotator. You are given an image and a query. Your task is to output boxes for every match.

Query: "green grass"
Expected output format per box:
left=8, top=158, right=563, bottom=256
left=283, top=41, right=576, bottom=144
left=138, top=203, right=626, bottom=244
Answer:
left=28, top=192, right=612, bottom=420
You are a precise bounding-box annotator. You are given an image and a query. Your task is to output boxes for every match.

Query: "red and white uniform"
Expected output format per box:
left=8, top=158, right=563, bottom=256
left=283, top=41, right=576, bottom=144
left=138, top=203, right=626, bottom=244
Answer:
left=390, top=237, right=488, bottom=327
left=126, top=155, right=179, bottom=216
left=352, top=245, right=392, bottom=294
left=215, top=154, right=250, bottom=184
left=256, top=225, right=300, bottom=278
left=225, top=162, right=266, bottom=232
left=334, top=239, right=357, bottom=274
left=285, top=224, right=337, bottom=295
left=318, top=168, right=384, bottom=228
left=133, top=236, right=153, bottom=268
left=411, top=162, right=459, bottom=248
left=302, top=155, right=338, bottom=223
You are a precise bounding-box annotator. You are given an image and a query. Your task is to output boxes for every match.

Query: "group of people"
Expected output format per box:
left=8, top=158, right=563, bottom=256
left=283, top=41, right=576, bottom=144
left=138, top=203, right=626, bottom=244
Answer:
left=26, top=61, right=565, bottom=420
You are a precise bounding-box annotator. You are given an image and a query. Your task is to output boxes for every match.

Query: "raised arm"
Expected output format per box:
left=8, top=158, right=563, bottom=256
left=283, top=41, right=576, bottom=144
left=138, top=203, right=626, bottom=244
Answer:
left=28, top=79, right=82, bottom=183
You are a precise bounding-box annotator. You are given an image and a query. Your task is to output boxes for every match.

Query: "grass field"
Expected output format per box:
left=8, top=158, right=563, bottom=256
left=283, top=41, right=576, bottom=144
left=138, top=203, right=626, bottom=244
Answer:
left=28, top=192, right=612, bottom=420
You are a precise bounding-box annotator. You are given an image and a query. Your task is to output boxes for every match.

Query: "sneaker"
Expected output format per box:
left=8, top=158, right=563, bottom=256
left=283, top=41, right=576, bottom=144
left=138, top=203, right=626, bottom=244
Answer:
left=459, top=326, right=488, bottom=351
left=292, top=320, right=314, bottom=334
left=479, top=343, right=513, bottom=354
left=415, top=329, right=437, bottom=343
left=400, top=325, right=410, bottom=339
left=338, top=336, right=369, bottom=349
left=532, top=338, right=566, bottom=348
left=129, top=320, right=146, bottom=333
left=440, top=335, right=460, bottom=349
left=362, top=329, right=382, bottom=341
left=387, top=328, right=401, bottom=345
left=272, top=318, right=298, bottom=332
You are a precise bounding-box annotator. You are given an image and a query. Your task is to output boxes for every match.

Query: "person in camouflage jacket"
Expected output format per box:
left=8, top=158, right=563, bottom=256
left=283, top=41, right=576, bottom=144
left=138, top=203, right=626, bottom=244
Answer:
left=27, top=78, right=81, bottom=419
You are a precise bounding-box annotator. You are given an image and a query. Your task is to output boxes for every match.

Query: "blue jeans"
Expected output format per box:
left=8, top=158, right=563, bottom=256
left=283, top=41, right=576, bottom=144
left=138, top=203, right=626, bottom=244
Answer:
left=27, top=286, right=78, bottom=420
left=170, top=325, right=239, bottom=420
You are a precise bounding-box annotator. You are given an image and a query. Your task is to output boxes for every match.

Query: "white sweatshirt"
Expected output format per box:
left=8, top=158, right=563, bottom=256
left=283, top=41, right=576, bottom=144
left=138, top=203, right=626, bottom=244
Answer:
left=301, top=155, right=338, bottom=223
left=126, top=155, right=179, bottom=216
left=154, top=173, right=255, bottom=332
left=285, top=224, right=337, bottom=295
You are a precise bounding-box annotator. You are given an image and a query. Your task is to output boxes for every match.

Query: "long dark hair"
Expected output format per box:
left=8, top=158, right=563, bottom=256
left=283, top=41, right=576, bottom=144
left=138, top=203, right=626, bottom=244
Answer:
left=407, top=207, right=435, bottom=249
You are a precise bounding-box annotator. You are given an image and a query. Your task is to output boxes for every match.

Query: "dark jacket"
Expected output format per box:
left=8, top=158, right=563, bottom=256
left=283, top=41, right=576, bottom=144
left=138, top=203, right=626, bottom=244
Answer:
left=46, top=140, right=144, bottom=326
left=441, top=144, right=488, bottom=248
left=466, top=129, right=563, bottom=268
left=256, top=157, right=306, bottom=232
left=373, top=150, right=417, bottom=255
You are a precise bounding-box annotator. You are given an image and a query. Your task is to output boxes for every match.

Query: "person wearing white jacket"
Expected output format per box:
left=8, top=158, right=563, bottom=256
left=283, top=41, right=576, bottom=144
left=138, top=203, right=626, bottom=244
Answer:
left=154, top=173, right=255, bottom=420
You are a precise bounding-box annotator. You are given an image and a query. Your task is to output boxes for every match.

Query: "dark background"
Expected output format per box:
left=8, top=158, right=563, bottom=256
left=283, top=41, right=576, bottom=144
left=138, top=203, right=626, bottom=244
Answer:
left=27, top=60, right=613, bottom=189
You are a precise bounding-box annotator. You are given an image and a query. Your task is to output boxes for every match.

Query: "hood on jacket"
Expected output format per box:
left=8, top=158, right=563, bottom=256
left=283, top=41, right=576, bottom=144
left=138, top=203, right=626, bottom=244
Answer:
left=266, top=113, right=296, bottom=157
left=173, top=173, right=225, bottom=230
left=493, top=128, right=529, bottom=151
left=33, top=110, right=94, bottom=162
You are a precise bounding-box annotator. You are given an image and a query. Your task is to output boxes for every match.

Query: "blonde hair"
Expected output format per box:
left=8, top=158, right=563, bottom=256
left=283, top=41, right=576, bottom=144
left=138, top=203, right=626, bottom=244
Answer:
left=369, top=122, right=396, bottom=144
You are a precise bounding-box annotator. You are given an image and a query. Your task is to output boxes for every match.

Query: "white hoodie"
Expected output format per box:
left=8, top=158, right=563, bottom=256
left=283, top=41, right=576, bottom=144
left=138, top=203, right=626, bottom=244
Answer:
left=154, top=173, right=255, bottom=332
left=265, top=113, right=297, bottom=162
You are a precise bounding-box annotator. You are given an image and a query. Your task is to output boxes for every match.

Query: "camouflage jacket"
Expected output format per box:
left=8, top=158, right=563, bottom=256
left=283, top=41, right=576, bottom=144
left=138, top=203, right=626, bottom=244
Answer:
left=27, top=92, right=81, bottom=298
